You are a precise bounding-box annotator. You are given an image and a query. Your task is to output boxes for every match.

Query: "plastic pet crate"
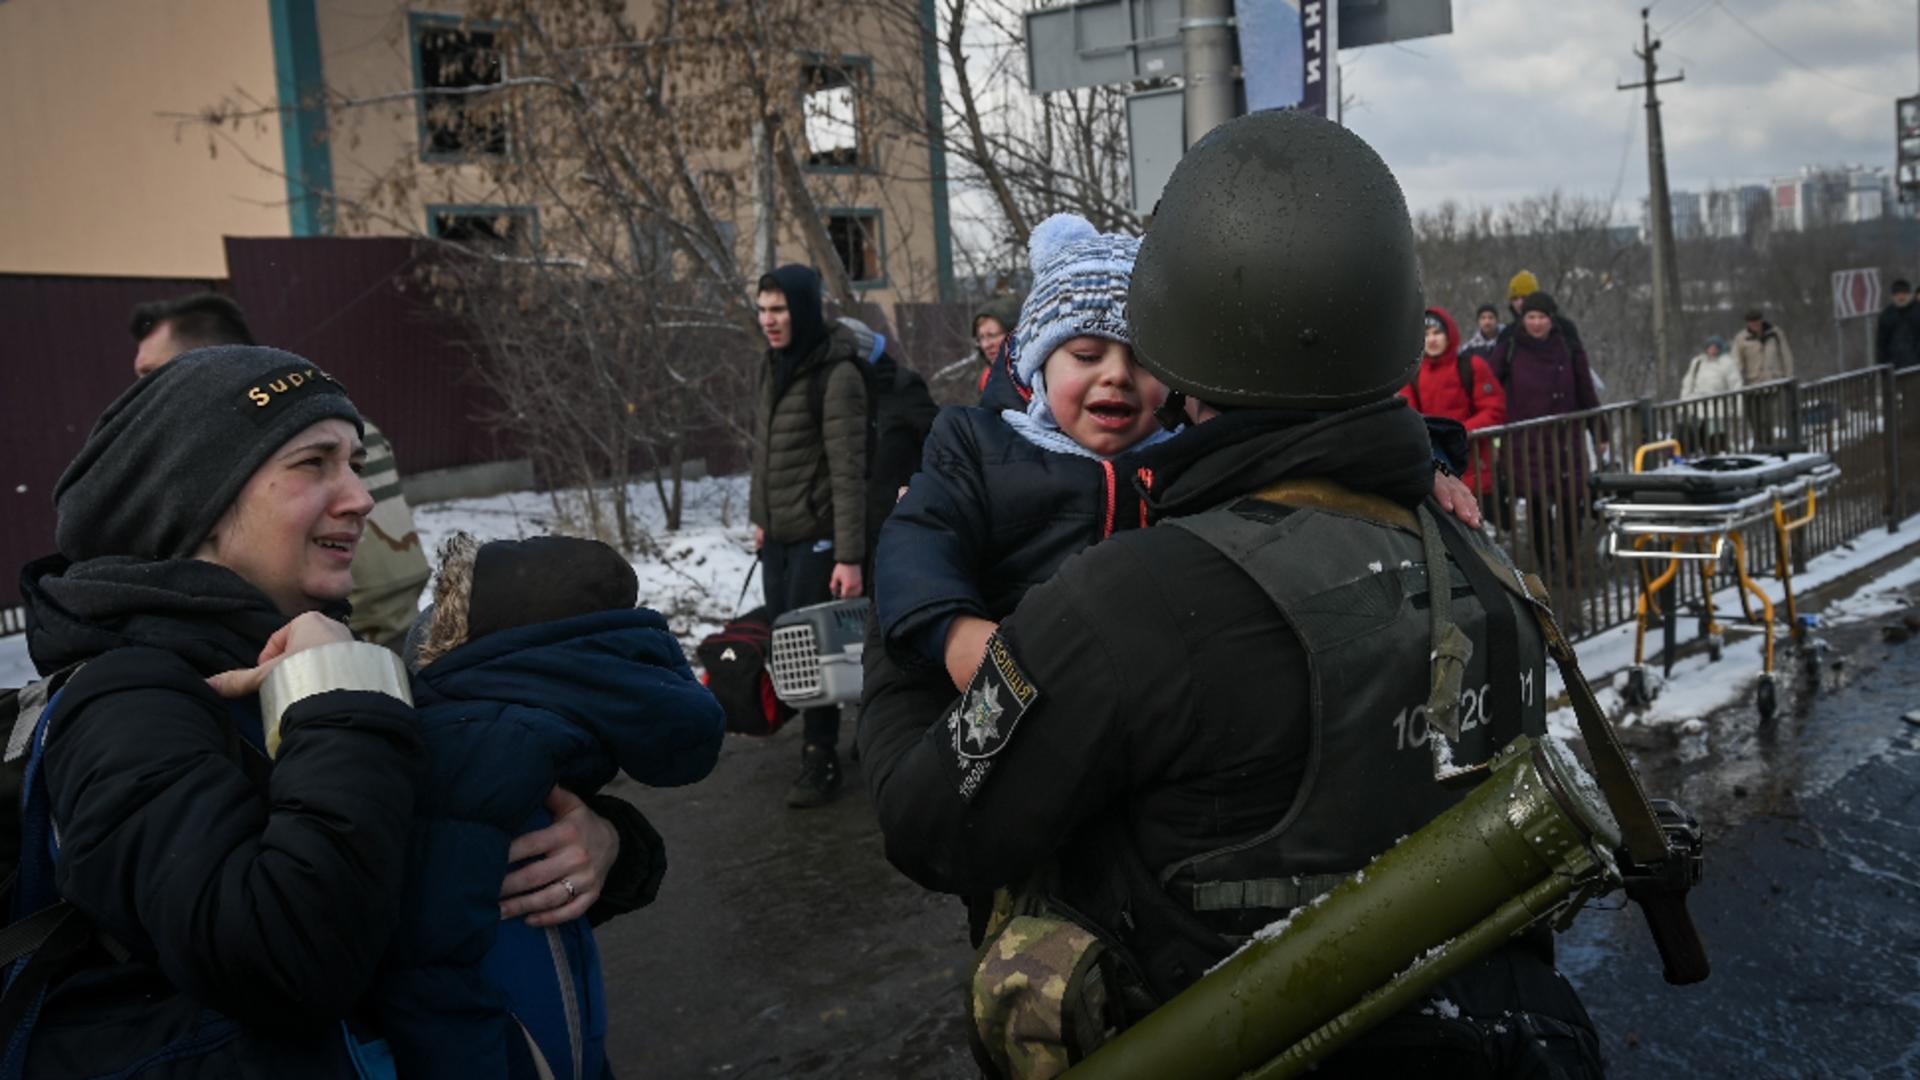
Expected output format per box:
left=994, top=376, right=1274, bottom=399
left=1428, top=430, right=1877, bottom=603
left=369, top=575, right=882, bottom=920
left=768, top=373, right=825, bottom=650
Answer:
left=769, top=598, right=871, bottom=709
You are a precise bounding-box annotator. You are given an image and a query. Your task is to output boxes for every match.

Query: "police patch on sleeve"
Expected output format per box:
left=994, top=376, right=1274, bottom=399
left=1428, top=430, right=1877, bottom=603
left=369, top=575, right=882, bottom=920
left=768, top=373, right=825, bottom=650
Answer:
left=944, top=634, right=1040, bottom=802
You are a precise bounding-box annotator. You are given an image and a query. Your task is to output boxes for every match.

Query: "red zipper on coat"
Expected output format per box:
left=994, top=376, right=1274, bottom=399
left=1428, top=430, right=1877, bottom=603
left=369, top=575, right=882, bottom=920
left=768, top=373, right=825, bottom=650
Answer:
left=1100, top=459, right=1117, bottom=539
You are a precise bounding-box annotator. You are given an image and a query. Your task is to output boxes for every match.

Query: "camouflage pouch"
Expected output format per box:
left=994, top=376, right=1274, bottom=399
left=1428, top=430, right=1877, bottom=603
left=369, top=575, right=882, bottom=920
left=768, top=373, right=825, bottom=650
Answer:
left=970, top=907, right=1120, bottom=1079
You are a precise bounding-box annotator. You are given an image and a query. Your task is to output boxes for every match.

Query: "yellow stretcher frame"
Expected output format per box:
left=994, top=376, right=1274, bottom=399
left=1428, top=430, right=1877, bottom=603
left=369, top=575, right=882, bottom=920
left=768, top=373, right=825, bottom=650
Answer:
left=1603, top=440, right=1833, bottom=697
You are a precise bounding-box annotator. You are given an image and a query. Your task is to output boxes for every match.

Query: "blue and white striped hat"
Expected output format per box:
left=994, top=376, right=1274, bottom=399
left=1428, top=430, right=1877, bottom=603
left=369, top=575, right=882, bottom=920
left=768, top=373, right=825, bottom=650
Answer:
left=1013, top=215, right=1142, bottom=419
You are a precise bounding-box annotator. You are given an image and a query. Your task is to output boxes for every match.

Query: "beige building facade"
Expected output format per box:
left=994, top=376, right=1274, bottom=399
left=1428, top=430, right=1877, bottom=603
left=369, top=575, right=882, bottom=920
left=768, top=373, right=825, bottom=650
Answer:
left=0, top=0, right=953, bottom=304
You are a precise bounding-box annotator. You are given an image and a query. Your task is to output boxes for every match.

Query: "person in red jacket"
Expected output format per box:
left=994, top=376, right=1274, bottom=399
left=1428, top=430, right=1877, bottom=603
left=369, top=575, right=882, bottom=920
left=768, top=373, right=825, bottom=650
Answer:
left=1399, top=306, right=1507, bottom=496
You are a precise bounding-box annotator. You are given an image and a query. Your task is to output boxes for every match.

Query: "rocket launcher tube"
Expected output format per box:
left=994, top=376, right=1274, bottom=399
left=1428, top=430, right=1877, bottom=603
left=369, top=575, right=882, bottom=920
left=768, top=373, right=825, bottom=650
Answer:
left=1060, top=736, right=1622, bottom=1080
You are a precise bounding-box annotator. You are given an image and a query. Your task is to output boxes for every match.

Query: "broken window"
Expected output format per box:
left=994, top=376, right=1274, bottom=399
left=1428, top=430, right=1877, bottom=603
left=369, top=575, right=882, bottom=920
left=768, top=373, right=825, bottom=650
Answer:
left=414, top=17, right=507, bottom=158
left=430, top=206, right=535, bottom=247
left=825, top=211, right=883, bottom=285
left=802, top=60, right=868, bottom=169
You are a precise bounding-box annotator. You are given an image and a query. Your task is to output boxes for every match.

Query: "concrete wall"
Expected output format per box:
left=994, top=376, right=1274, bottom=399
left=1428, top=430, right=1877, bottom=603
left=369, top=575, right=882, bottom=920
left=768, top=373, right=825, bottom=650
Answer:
left=0, top=0, right=946, bottom=298
left=0, top=0, right=292, bottom=277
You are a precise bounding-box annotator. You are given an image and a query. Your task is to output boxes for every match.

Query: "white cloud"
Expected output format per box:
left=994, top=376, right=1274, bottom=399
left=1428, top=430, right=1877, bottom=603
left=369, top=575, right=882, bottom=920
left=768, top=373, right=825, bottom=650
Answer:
left=1338, top=0, right=1913, bottom=218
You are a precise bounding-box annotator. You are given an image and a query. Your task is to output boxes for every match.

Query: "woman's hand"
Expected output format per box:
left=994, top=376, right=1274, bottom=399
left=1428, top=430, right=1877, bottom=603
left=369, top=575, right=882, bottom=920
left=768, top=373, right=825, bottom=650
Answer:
left=206, top=612, right=354, bottom=698
left=944, top=615, right=1000, bottom=692
left=499, top=786, right=622, bottom=927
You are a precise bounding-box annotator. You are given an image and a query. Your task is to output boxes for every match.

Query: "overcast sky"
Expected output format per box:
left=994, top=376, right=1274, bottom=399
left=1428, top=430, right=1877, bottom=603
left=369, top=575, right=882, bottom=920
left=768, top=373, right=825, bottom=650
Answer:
left=1339, top=0, right=1916, bottom=219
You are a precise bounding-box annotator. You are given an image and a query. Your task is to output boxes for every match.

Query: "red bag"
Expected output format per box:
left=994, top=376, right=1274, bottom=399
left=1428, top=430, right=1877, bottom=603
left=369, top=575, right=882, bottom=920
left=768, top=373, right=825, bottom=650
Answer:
left=696, top=606, right=794, bottom=736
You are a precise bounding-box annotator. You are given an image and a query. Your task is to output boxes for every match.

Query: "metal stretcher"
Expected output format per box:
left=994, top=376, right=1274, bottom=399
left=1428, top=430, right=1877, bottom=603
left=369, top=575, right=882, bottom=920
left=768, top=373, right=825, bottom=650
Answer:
left=1592, top=441, right=1838, bottom=719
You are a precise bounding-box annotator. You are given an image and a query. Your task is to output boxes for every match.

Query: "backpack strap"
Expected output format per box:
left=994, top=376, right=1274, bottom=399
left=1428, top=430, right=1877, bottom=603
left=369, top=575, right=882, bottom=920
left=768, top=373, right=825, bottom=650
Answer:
left=806, top=352, right=865, bottom=440
left=1457, top=355, right=1476, bottom=411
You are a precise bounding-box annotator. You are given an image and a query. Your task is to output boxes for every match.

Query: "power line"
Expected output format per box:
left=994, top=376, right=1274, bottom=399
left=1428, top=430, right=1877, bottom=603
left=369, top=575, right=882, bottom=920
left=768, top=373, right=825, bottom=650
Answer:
left=1657, top=0, right=1714, bottom=38
left=1605, top=93, right=1643, bottom=220
left=1711, top=0, right=1880, bottom=98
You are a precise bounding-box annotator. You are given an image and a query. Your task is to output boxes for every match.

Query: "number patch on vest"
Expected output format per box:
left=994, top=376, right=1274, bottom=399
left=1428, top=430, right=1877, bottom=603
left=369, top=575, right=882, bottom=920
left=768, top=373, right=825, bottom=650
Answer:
left=946, top=635, right=1040, bottom=802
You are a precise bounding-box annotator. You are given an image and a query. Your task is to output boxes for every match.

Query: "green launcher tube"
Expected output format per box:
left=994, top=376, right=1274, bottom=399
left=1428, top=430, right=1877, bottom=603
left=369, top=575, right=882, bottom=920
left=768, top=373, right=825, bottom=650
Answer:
left=1062, top=736, right=1622, bottom=1080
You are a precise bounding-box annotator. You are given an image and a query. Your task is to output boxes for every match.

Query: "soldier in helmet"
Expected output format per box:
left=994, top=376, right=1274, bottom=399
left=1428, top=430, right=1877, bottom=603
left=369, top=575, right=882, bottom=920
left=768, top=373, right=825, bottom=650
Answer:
left=859, top=111, right=1604, bottom=1078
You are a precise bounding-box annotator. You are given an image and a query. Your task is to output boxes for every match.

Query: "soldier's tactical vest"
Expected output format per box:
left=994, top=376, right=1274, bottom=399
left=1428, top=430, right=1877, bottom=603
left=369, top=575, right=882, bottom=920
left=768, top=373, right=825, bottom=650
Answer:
left=1071, top=481, right=1551, bottom=1001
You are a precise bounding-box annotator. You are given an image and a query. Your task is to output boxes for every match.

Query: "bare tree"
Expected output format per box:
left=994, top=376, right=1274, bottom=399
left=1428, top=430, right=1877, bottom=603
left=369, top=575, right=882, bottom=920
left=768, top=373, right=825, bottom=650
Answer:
left=180, top=0, right=952, bottom=544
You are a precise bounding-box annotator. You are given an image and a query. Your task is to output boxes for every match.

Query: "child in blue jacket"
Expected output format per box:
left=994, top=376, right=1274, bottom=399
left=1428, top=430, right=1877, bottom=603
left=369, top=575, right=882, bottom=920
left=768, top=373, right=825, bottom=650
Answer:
left=876, top=214, right=1178, bottom=688
left=376, top=533, right=725, bottom=1080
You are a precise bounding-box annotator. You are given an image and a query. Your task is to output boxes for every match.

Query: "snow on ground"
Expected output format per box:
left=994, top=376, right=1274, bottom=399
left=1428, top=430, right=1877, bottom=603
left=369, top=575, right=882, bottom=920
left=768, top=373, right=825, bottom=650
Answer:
left=412, top=473, right=760, bottom=655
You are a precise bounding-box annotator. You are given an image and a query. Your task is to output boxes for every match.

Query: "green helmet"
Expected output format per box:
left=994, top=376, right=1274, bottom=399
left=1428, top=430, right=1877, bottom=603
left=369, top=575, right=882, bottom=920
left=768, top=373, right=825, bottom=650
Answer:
left=1129, top=110, right=1423, bottom=410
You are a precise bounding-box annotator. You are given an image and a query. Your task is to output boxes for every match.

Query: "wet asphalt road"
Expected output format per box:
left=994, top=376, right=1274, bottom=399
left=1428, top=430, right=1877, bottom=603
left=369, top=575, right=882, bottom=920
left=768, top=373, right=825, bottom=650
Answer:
left=1561, top=610, right=1920, bottom=1079
left=592, top=725, right=980, bottom=1080
left=590, top=588, right=1920, bottom=1080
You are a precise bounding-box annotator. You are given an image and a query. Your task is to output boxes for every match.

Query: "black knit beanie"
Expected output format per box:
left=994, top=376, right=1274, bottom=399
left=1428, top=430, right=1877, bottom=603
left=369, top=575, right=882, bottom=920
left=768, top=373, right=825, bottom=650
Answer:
left=55, top=345, right=363, bottom=562
left=466, top=536, right=639, bottom=642
left=1520, top=292, right=1558, bottom=317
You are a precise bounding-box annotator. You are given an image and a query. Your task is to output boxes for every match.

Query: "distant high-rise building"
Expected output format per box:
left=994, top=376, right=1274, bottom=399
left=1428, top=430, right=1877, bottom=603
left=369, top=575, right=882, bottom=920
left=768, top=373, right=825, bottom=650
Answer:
left=1767, top=166, right=1893, bottom=231
left=1703, top=185, right=1769, bottom=238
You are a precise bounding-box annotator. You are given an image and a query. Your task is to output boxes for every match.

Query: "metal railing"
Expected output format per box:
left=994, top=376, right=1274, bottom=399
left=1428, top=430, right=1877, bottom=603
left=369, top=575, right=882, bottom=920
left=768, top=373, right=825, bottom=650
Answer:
left=1467, top=365, right=1920, bottom=641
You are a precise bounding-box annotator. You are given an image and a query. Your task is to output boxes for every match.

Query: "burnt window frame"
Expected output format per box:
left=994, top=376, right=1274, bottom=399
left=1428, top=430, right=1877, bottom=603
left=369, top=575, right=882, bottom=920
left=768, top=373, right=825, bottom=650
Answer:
left=822, top=207, right=886, bottom=289
left=409, top=11, right=509, bottom=162
left=427, top=203, right=539, bottom=248
left=799, top=53, right=874, bottom=173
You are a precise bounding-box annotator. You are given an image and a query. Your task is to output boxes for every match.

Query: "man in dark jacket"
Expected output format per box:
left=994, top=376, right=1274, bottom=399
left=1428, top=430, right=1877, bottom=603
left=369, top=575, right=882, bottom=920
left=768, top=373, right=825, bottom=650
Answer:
left=748, top=264, right=870, bottom=807
left=861, top=111, right=1603, bottom=1078
left=1458, top=303, right=1503, bottom=365
left=1876, top=278, right=1920, bottom=370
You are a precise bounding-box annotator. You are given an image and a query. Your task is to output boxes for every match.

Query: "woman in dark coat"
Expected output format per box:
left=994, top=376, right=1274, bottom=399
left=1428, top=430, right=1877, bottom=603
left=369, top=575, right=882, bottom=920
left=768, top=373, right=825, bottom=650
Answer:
left=1491, top=292, right=1608, bottom=579
left=12, top=347, right=629, bottom=1077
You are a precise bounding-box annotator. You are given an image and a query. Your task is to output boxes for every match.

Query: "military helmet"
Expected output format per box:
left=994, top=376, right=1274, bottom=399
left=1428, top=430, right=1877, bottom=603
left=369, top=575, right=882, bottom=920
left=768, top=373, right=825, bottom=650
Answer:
left=1128, top=110, right=1424, bottom=410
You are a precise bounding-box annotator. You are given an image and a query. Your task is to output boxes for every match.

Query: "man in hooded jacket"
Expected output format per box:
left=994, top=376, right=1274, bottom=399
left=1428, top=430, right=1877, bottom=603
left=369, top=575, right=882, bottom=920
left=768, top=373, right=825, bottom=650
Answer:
left=749, top=264, right=871, bottom=807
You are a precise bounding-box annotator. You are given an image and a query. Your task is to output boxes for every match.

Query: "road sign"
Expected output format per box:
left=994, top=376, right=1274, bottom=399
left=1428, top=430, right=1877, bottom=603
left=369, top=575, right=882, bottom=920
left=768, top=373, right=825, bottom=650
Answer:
left=1127, top=87, right=1186, bottom=214
left=1832, top=267, right=1881, bottom=320
left=1026, top=0, right=1450, bottom=95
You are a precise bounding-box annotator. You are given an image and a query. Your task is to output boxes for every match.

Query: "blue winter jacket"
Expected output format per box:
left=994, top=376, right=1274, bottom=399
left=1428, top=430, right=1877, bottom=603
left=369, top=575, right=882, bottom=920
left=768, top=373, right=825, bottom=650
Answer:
left=372, top=607, right=725, bottom=1080
left=874, top=406, right=1154, bottom=670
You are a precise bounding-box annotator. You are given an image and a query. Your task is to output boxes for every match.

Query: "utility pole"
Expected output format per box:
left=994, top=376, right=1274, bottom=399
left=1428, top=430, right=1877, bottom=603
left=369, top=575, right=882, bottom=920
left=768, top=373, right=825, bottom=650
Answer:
left=1180, top=0, right=1236, bottom=148
left=1619, top=7, right=1686, bottom=397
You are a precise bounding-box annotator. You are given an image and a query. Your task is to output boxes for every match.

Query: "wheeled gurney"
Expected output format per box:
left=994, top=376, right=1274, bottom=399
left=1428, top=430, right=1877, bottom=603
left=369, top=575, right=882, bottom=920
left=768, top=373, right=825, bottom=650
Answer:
left=1592, top=441, right=1838, bottom=719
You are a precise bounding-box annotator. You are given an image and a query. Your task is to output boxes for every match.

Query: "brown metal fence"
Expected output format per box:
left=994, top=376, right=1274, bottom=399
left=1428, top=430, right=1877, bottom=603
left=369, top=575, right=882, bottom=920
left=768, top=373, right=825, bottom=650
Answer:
left=1899, top=367, right=1920, bottom=521
left=1468, top=370, right=1919, bottom=640
left=1795, top=370, right=1885, bottom=564
left=1470, top=402, right=1646, bottom=636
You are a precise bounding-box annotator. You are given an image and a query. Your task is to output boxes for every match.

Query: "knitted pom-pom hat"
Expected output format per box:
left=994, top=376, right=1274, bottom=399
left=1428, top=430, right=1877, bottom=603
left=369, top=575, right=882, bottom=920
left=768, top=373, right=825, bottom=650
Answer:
left=1012, top=214, right=1142, bottom=424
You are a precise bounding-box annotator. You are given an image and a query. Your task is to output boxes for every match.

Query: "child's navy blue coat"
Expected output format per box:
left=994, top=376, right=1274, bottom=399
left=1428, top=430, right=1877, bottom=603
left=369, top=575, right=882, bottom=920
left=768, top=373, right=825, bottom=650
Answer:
left=374, top=607, right=725, bottom=1080
left=874, top=405, right=1152, bottom=669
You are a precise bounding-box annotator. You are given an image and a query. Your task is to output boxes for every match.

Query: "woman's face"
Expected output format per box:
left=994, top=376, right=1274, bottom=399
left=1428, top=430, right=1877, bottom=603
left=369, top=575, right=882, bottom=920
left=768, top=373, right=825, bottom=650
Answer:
left=195, top=418, right=372, bottom=615
left=1043, top=336, right=1168, bottom=456
left=1424, top=325, right=1449, bottom=357
left=1524, top=311, right=1553, bottom=339
left=976, top=317, right=1009, bottom=363
left=1706, top=342, right=1721, bottom=357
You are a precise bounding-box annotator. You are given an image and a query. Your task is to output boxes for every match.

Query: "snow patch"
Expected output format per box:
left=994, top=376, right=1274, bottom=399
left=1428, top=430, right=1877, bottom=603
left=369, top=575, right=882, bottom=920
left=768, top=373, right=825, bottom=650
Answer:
left=413, top=474, right=759, bottom=659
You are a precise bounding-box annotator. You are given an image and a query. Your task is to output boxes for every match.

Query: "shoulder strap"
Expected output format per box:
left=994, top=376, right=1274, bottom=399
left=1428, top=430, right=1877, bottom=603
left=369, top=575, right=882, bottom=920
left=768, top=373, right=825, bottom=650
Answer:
left=806, top=345, right=872, bottom=435
left=1247, top=478, right=1418, bottom=535
left=1457, top=355, right=1476, bottom=409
